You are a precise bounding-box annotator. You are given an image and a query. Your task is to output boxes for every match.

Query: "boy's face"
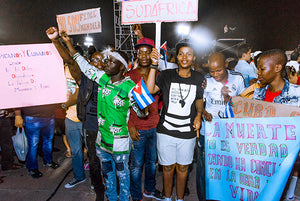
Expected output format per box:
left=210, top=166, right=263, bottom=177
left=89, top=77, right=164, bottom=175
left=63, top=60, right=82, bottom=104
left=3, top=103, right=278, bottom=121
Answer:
left=103, top=56, right=123, bottom=76
left=177, top=46, right=195, bottom=68
left=243, top=49, right=251, bottom=62
left=257, top=57, right=276, bottom=85
left=137, top=45, right=151, bottom=67
left=208, top=60, right=227, bottom=83
left=90, top=52, right=103, bottom=70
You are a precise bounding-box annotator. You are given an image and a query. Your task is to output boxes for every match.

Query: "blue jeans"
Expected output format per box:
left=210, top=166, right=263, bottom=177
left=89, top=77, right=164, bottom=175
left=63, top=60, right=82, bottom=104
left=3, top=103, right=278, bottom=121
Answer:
left=96, top=147, right=130, bottom=201
left=25, top=116, right=54, bottom=170
left=65, top=118, right=85, bottom=181
left=130, top=128, right=157, bottom=200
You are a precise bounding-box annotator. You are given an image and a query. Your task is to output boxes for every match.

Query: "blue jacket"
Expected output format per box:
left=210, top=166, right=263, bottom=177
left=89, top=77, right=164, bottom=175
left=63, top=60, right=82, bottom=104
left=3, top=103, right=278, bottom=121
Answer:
left=253, top=79, right=300, bottom=107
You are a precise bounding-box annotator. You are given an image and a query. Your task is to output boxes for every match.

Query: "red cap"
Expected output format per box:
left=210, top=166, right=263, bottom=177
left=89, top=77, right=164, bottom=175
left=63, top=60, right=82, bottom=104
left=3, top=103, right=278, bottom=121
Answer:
left=134, top=37, right=154, bottom=50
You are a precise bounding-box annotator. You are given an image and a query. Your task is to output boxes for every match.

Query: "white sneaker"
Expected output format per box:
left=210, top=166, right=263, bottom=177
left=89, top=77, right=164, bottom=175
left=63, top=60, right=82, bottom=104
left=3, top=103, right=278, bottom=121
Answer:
left=64, top=178, right=86, bottom=188
left=164, top=197, right=172, bottom=201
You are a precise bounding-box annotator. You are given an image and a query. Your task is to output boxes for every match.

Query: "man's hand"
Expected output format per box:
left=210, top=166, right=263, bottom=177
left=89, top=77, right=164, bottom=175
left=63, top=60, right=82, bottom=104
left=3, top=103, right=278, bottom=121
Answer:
left=14, top=115, right=23, bottom=128
left=60, top=31, right=71, bottom=43
left=150, top=48, right=160, bottom=65
left=221, top=86, right=231, bottom=104
left=202, top=110, right=213, bottom=122
left=46, top=27, right=59, bottom=40
left=129, top=126, right=140, bottom=141
left=193, top=115, right=201, bottom=131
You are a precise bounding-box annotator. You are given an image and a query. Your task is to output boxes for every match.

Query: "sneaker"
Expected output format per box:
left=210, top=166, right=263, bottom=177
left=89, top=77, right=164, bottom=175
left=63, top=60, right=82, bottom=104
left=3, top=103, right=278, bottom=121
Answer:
left=43, top=162, right=59, bottom=169
left=163, top=197, right=172, bottom=201
left=143, top=190, right=164, bottom=200
left=64, top=178, right=86, bottom=188
left=28, top=169, right=43, bottom=178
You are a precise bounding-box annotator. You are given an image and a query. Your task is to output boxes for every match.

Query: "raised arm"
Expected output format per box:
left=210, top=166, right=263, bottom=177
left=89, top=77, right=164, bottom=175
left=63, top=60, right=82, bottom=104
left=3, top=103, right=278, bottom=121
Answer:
left=146, top=48, right=160, bottom=94
left=46, top=27, right=81, bottom=83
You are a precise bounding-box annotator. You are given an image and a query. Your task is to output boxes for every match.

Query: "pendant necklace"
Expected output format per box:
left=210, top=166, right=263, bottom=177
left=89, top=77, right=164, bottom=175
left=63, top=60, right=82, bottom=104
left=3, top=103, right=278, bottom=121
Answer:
left=178, top=83, right=191, bottom=108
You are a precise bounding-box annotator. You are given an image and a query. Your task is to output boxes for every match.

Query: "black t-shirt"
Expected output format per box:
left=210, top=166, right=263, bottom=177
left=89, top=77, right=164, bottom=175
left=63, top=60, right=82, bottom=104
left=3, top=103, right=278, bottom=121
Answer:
left=156, top=69, right=205, bottom=139
left=22, top=104, right=57, bottom=118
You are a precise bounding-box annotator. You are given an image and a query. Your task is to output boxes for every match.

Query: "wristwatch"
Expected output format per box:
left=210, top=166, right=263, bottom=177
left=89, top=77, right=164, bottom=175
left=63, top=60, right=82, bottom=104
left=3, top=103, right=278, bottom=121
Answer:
left=61, top=104, right=68, bottom=109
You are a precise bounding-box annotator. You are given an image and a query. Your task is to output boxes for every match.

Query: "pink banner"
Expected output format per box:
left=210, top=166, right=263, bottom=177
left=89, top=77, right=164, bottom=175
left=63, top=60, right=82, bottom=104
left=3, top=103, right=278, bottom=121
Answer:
left=0, top=43, right=67, bottom=109
left=121, top=0, right=198, bottom=24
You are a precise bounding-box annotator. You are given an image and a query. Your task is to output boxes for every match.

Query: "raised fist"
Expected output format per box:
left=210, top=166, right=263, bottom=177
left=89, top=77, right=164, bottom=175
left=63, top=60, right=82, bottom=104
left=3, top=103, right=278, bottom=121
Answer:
left=46, top=27, right=59, bottom=40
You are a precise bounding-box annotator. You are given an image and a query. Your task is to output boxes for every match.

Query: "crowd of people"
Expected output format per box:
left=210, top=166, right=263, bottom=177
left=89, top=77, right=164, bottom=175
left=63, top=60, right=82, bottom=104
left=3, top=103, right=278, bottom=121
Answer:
left=0, top=24, right=300, bottom=201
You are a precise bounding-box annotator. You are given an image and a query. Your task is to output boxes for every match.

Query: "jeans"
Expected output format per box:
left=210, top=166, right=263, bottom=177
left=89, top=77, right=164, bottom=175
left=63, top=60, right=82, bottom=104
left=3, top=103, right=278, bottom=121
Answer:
left=96, top=147, right=130, bottom=201
left=130, top=128, right=157, bottom=200
left=65, top=118, right=85, bottom=181
left=84, top=129, right=105, bottom=201
left=25, top=116, right=54, bottom=170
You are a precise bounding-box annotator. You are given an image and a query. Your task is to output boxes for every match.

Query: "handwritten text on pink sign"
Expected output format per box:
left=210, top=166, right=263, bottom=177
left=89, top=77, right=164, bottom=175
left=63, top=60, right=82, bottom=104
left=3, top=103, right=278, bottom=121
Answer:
left=56, top=7, right=102, bottom=35
left=0, top=43, right=66, bottom=109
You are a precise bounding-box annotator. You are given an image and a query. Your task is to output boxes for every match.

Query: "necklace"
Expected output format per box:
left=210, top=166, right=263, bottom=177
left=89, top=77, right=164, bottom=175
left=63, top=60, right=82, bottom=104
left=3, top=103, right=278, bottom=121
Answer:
left=178, top=83, right=191, bottom=108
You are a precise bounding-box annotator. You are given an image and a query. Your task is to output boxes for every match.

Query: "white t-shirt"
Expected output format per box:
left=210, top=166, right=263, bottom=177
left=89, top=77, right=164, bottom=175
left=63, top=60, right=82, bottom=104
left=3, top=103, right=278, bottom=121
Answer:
left=204, top=70, right=245, bottom=118
left=200, top=70, right=245, bottom=135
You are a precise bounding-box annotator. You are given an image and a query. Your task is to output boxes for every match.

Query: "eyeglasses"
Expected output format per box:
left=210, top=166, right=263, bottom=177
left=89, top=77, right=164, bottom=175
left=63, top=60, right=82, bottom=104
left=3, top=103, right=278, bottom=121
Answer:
left=91, top=58, right=101, bottom=63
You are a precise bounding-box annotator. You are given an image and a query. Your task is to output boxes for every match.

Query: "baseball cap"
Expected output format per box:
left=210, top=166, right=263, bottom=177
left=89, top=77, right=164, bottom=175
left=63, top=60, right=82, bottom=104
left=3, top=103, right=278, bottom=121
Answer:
left=134, top=37, right=154, bottom=50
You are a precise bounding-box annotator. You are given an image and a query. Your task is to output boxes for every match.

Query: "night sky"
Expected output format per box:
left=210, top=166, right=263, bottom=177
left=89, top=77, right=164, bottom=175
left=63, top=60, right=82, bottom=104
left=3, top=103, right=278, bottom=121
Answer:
left=1, top=0, right=300, bottom=52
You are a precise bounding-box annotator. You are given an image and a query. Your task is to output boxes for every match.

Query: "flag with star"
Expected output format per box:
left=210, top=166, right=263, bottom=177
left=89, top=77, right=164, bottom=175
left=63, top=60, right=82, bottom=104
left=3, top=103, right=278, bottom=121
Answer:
left=132, top=78, right=154, bottom=110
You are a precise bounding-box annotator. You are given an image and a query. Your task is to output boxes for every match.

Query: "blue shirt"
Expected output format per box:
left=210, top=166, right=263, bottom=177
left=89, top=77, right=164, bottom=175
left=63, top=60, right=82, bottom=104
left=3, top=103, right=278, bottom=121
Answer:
left=235, top=60, right=257, bottom=88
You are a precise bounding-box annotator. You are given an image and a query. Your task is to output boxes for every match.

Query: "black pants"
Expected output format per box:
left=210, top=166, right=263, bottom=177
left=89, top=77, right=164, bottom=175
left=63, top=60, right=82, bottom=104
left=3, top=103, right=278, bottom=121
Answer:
left=0, top=118, right=15, bottom=170
left=85, top=129, right=105, bottom=201
left=196, top=135, right=206, bottom=201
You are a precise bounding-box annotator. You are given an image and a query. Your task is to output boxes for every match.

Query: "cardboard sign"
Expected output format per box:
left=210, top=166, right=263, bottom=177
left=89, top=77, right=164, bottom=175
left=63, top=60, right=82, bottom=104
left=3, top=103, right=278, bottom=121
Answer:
left=56, top=8, right=102, bottom=35
left=205, top=117, right=300, bottom=201
left=121, top=0, right=198, bottom=24
left=0, top=43, right=67, bottom=109
left=231, top=96, right=300, bottom=118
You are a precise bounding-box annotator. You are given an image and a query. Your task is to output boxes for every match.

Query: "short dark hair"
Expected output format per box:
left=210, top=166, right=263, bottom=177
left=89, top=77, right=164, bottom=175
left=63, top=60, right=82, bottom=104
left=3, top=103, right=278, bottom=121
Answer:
left=237, top=44, right=251, bottom=58
left=290, top=51, right=299, bottom=61
left=260, top=49, right=288, bottom=79
left=175, top=39, right=194, bottom=56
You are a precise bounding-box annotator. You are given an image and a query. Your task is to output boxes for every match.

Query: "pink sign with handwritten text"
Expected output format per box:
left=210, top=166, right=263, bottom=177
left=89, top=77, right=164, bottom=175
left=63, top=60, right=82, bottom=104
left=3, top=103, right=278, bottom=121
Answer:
left=0, top=43, right=67, bottom=109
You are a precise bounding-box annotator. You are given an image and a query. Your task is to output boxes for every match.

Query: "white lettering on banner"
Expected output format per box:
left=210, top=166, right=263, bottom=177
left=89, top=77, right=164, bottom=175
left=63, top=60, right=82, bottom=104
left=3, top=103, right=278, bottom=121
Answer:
left=56, top=8, right=102, bottom=35
left=121, top=0, right=198, bottom=24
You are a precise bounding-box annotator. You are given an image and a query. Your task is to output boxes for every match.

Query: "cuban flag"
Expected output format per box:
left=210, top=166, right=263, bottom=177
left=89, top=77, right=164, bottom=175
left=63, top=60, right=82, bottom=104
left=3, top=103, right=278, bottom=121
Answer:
left=132, top=78, right=155, bottom=110
left=223, top=98, right=234, bottom=118
left=160, top=41, right=167, bottom=69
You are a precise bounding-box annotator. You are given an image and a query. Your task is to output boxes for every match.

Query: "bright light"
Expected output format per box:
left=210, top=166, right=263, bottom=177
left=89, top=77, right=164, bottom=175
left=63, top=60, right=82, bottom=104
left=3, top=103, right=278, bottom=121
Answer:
left=84, top=42, right=93, bottom=47
left=189, top=26, right=214, bottom=47
left=85, top=36, right=93, bottom=42
left=177, top=24, right=190, bottom=37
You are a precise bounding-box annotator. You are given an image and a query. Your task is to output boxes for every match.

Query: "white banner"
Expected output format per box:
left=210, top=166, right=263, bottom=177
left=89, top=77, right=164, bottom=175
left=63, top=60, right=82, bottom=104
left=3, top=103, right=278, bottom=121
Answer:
left=56, top=7, right=102, bottom=35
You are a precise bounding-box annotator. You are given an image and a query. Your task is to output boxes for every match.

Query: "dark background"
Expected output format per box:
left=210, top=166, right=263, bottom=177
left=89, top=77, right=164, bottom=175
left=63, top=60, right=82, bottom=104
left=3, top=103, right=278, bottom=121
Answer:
left=0, top=0, right=300, bottom=52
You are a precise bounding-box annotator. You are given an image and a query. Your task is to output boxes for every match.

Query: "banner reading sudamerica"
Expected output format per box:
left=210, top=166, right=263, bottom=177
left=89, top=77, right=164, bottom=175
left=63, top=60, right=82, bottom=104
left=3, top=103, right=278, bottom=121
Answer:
left=56, top=8, right=102, bottom=35
left=205, top=117, right=300, bottom=201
